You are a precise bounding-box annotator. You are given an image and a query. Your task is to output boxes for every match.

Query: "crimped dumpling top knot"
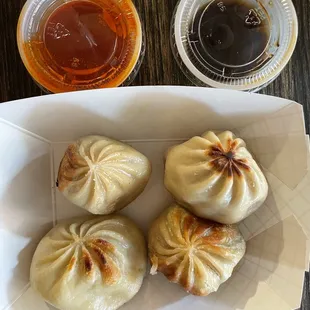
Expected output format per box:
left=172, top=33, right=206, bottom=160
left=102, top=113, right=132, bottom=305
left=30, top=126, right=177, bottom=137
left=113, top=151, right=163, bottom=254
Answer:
left=58, top=135, right=151, bottom=215
left=164, top=131, right=268, bottom=224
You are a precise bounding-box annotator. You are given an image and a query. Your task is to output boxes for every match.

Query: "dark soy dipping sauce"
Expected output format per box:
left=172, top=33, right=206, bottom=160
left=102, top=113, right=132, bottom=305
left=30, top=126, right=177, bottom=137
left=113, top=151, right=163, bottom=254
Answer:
left=188, top=0, right=271, bottom=75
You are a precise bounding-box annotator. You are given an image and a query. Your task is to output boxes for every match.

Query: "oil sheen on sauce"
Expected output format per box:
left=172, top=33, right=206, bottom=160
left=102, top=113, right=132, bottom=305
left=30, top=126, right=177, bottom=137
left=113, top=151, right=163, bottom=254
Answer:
left=188, top=0, right=271, bottom=76
left=24, top=0, right=141, bottom=92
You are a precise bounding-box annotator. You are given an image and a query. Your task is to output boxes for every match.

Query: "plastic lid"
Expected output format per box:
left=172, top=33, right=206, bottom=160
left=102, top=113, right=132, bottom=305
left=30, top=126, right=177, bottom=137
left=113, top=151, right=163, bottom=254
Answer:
left=171, top=0, right=298, bottom=91
left=17, top=0, right=144, bottom=93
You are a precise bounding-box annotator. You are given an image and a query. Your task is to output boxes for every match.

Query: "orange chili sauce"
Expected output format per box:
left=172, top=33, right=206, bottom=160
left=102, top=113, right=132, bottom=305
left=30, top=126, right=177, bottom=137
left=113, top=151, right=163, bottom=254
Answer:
left=22, top=0, right=141, bottom=92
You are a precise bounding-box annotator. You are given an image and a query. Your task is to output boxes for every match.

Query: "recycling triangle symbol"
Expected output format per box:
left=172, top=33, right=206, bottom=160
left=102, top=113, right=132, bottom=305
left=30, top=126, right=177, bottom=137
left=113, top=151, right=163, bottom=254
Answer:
left=47, top=22, right=70, bottom=39
left=245, top=9, right=262, bottom=27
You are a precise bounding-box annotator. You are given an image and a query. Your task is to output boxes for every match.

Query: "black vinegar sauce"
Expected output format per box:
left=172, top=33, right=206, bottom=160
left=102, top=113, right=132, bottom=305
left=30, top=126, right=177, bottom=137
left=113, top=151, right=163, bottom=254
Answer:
left=189, top=0, right=271, bottom=75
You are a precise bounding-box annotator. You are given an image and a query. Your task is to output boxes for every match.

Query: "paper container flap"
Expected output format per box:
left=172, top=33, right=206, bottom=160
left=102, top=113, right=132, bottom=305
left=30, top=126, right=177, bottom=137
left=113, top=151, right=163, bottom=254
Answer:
left=6, top=287, right=50, bottom=310
left=239, top=160, right=310, bottom=243
left=0, top=87, right=293, bottom=142
left=236, top=158, right=310, bottom=308
left=0, top=121, right=53, bottom=310
left=235, top=103, right=308, bottom=189
left=206, top=216, right=308, bottom=310
left=1, top=87, right=307, bottom=189
left=1, top=87, right=309, bottom=310
left=239, top=216, right=308, bottom=309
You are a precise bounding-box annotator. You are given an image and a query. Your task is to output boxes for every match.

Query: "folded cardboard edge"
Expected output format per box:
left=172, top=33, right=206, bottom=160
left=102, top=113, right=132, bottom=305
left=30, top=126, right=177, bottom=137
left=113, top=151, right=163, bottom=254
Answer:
left=0, top=87, right=296, bottom=143
left=240, top=215, right=308, bottom=309
left=234, top=102, right=309, bottom=189
left=1, top=95, right=309, bottom=310
left=0, top=118, right=51, bottom=144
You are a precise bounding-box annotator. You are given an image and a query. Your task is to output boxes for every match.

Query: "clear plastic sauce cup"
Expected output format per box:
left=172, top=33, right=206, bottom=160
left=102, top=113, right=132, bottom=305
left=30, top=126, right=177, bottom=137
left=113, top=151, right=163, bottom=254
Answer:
left=171, top=0, right=298, bottom=91
left=17, top=0, right=144, bottom=93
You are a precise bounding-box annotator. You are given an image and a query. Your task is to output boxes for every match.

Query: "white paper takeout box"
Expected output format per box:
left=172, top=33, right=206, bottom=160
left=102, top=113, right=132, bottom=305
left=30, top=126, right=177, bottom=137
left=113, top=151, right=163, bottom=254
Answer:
left=0, top=86, right=309, bottom=310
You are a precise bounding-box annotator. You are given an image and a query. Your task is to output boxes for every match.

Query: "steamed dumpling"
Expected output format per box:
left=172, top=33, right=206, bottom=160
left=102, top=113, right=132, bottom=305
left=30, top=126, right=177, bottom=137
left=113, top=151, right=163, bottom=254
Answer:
left=30, top=215, right=147, bottom=310
left=148, top=204, right=245, bottom=296
left=164, top=131, right=268, bottom=224
left=57, top=135, right=151, bottom=214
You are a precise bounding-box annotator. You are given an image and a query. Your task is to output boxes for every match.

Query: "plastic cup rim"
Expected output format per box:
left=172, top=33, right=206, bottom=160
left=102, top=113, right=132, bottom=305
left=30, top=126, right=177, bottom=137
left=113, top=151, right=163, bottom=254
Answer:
left=173, top=0, right=298, bottom=91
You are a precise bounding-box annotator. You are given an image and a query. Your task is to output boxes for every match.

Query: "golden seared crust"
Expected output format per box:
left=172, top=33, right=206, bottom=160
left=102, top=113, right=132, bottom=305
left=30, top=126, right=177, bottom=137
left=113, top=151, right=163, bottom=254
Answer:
left=57, top=135, right=152, bottom=215
left=43, top=227, right=121, bottom=285
left=66, top=256, right=76, bottom=272
left=207, top=140, right=251, bottom=177
left=57, top=142, right=88, bottom=192
left=148, top=204, right=246, bottom=296
left=81, top=239, right=121, bottom=285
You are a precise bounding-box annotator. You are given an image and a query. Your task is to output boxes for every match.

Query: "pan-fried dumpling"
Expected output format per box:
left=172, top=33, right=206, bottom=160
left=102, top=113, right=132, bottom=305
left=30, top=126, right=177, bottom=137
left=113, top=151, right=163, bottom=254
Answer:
left=57, top=135, right=151, bottom=214
left=30, top=215, right=147, bottom=310
left=164, top=131, right=268, bottom=224
left=148, top=204, right=245, bottom=296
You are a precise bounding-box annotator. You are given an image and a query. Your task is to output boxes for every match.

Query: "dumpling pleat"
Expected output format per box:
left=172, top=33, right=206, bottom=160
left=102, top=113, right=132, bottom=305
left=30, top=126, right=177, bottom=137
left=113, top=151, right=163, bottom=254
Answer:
left=159, top=221, right=185, bottom=249
left=84, top=220, right=127, bottom=237
left=173, top=254, right=189, bottom=282
left=66, top=173, right=94, bottom=206
left=90, top=142, right=118, bottom=162
left=228, top=169, right=248, bottom=214
left=204, top=172, right=234, bottom=206
left=36, top=245, right=75, bottom=270
left=69, top=222, right=83, bottom=237
left=195, top=250, right=223, bottom=277
left=96, top=144, right=127, bottom=163
left=201, top=131, right=221, bottom=144
left=167, top=212, right=188, bottom=246
left=154, top=244, right=185, bottom=257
